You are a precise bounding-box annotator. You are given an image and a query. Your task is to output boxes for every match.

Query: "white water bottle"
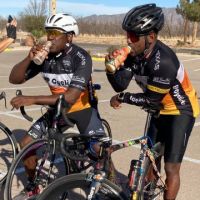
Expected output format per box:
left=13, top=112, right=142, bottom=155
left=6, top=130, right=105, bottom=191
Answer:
left=33, top=41, right=52, bottom=65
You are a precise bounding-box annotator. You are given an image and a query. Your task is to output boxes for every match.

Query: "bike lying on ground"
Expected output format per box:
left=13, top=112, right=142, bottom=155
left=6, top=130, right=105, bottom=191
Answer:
left=0, top=91, right=19, bottom=185
left=4, top=92, right=112, bottom=200
left=37, top=112, right=166, bottom=200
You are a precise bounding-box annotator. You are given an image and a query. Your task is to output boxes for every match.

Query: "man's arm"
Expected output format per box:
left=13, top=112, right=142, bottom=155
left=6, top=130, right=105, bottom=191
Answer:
left=9, top=44, right=42, bottom=84
left=0, top=38, right=14, bottom=53
left=10, top=84, right=82, bottom=109
left=107, top=67, right=134, bottom=92
left=0, top=18, right=17, bottom=53
left=9, top=56, right=33, bottom=84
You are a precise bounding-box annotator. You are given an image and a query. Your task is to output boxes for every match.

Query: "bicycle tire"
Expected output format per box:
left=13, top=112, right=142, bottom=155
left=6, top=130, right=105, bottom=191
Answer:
left=4, top=138, right=70, bottom=200
left=138, top=142, right=165, bottom=200
left=101, top=118, right=112, bottom=138
left=37, top=173, right=128, bottom=200
left=0, top=122, right=18, bottom=184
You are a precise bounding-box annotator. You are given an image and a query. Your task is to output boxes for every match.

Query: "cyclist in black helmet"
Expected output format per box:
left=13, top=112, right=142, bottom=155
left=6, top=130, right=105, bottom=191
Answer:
left=105, top=4, right=199, bottom=200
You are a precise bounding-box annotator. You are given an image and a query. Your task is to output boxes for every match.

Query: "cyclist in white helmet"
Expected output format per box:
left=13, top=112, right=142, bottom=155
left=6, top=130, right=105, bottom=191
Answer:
left=9, top=13, right=108, bottom=199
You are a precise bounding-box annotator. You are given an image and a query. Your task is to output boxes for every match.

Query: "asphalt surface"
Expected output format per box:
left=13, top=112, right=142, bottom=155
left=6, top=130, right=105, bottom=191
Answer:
left=0, top=48, right=200, bottom=199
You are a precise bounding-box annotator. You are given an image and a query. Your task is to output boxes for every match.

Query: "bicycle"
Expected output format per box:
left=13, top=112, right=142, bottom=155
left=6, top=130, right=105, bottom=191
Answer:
left=37, top=112, right=166, bottom=200
left=4, top=92, right=112, bottom=200
left=0, top=91, right=19, bottom=185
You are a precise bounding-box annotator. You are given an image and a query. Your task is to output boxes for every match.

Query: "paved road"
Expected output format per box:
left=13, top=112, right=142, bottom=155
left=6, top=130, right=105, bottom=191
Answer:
left=0, top=48, right=200, bottom=199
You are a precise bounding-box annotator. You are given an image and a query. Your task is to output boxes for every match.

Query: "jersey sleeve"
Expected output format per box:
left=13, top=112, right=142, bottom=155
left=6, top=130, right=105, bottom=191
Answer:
left=69, top=50, right=92, bottom=91
left=25, top=62, right=42, bottom=81
left=123, top=51, right=178, bottom=111
left=106, top=55, right=136, bottom=92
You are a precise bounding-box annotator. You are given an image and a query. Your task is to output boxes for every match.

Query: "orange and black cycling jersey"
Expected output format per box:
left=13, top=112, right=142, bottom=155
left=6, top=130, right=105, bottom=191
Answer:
left=25, top=43, right=94, bottom=113
left=107, top=40, right=199, bottom=117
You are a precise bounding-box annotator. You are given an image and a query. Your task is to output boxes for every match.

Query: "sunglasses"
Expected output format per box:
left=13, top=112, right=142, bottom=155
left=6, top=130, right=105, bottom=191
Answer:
left=127, top=32, right=140, bottom=43
left=46, top=29, right=65, bottom=37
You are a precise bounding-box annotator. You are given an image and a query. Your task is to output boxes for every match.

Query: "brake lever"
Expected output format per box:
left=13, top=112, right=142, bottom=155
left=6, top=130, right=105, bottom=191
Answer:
left=16, top=89, right=33, bottom=122
left=0, top=91, right=7, bottom=108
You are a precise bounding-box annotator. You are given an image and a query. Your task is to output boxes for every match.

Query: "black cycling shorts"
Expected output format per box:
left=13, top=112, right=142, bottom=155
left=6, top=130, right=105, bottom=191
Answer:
left=27, top=107, right=105, bottom=140
left=147, top=114, right=195, bottom=163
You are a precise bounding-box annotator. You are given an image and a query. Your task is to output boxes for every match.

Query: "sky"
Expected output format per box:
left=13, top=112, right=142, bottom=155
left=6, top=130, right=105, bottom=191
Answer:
left=0, top=0, right=180, bottom=18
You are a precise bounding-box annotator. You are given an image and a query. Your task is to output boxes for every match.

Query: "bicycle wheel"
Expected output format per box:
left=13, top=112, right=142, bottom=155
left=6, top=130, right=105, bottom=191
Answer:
left=139, top=142, right=165, bottom=200
left=37, top=173, right=128, bottom=200
left=101, top=118, right=112, bottom=138
left=0, top=122, right=18, bottom=184
left=4, top=138, right=69, bottom=200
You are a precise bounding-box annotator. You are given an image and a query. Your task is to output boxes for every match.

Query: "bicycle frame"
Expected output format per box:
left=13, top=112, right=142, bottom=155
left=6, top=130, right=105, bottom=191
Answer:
left=84, top=113, right=165, bottom=200
left=84, top=135, right=162, bottom=199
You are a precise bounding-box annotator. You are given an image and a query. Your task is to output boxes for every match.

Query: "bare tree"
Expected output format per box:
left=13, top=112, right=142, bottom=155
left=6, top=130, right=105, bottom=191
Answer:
left=19, top=0, right=48, bottom=38
left=24, top=0, right=47, bottom=16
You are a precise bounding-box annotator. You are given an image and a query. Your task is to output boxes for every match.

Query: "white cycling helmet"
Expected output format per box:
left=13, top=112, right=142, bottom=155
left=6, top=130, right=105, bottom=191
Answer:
left=45, top=13, right=79, bottom=36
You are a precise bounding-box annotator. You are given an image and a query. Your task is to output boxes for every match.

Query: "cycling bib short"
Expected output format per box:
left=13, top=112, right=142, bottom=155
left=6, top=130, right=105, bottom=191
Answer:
left=147, top=114, right=195, bottom=163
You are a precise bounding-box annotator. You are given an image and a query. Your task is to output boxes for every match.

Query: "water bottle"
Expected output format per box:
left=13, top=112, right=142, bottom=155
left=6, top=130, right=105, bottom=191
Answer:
left=105, top=46, right=131, bottom=73
left=33, top=41, right=52, bottom=65
left=128, top=159, right=141, bottom=190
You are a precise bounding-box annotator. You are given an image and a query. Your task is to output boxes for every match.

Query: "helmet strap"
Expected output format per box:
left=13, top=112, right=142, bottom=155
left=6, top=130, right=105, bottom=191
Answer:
left=143, top=36, right=156, bottom=59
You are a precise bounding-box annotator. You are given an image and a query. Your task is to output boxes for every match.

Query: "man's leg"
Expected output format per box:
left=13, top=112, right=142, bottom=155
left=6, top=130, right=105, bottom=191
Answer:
left=69, top=108, right=117, bottom=182
left=20, top=134, right=37, bottom=180
left=160, top=114, right=195, bottom=200
left=164, top=163, right=181, bottom=200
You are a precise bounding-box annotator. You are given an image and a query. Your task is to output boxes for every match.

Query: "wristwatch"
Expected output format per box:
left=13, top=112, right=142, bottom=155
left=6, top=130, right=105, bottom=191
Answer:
left=117, top=92, right=125, bottom=102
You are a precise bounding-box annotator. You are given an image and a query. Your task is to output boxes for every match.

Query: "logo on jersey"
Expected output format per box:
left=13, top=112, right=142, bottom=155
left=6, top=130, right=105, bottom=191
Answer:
left=42, top=73, right=73, bottom=87
left=77, top=51, right=86, bottom=65
left=28, top=130, right=38, bottom=139
left=72, top=76, right=86, bottom=84
left=52, top=78, right=70, bottom=86
left=173, top=85, right=186, bottom=105
left=154, top=50, right=160, bottom=71
left=153, top=77, right=170, bottom=85
left=62, top=60, right=71, bottom=67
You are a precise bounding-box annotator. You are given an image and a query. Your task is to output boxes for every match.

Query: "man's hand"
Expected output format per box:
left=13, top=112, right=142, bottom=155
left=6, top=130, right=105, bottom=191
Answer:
left=110, top=95, right=122, bottom=109
left=6, top=18, right=17, bottom=40
left=10, top=96, right=35, bottom=109
left=28, top=43, right=43, bottom=60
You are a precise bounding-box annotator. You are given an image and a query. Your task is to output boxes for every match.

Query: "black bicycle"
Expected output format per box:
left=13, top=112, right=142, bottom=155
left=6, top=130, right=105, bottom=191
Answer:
left=37, top=112, right=166, bottom=200
left=0, top=91, right=19, bottom=185
left=4, top=92, right=112, bottom=200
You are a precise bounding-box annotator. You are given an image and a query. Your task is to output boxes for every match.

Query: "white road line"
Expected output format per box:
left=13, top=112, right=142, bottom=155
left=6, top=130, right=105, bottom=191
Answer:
left=1, top=104, right=200, bottom=128
left=194, top=68, right=200, bottom=72
left=12, top=138, right=200, bottom=175
left=182, top=58, right=200, bottom=62
left=194, top=121, right=200, bottom=127
left=0, top=107, right=41, bottom=115
left=4, top=113, right=34, bottom=121
left=0, top=85, right=48, bottom=90
left=113, top=139, right=200, bottom=165
left=1, top=92, right=200, bottom=165
left=99, top=99, right=109, bottom=103
left=183, top=156, right=200, bottom=164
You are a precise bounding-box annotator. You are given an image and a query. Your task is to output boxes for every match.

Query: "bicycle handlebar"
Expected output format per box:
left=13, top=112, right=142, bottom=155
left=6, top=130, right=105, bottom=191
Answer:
left=15, top=90, right=74, bottom=128
left=0, top=91, right=7, bottom=108
left=16, top=90, right=34, bottom=122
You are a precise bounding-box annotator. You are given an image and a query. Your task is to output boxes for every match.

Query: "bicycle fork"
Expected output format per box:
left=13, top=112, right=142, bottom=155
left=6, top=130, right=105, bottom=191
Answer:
left=34, top=140, right=56, bottom=188
left=86, top=171, right=106, bottom=200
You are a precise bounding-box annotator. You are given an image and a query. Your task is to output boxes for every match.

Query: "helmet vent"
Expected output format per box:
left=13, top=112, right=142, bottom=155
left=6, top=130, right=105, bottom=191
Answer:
left=49, top=15, right=55, bottom=23
left=54, top=17, right=62, bottom=23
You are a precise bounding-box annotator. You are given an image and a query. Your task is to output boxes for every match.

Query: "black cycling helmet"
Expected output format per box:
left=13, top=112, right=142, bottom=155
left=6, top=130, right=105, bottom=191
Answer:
left=122, top=4, right=164, bottom=36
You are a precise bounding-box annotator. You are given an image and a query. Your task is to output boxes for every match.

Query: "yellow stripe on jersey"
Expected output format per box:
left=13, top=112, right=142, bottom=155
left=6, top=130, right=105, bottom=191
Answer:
left=147, top=85, right=170, bottom=94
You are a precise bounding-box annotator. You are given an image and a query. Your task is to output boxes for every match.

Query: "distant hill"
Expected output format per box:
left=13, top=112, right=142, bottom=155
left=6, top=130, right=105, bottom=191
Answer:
left=79, top=8, right=183, bottom=26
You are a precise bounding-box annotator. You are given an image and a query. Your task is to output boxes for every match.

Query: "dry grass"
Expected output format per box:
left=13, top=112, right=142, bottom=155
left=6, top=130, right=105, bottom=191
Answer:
left=3, top=31, right=199, bottom=48
left=74, top=34, right=200, bottom=48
